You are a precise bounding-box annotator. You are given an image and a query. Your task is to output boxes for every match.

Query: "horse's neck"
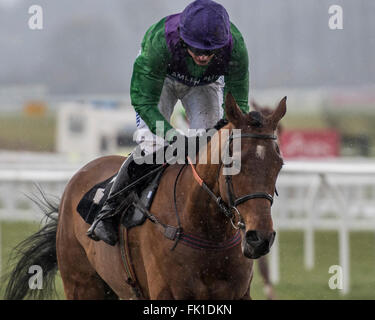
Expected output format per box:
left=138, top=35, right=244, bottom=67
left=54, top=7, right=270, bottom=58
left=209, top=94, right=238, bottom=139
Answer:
left=179, top=136, right=233, bottom=241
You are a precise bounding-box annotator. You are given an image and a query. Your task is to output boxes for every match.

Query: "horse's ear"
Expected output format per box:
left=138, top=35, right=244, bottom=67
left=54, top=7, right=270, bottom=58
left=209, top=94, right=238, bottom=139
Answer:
left=225, top=93, right=244, bottom=126
left=271, top=96, right=287, bottom=129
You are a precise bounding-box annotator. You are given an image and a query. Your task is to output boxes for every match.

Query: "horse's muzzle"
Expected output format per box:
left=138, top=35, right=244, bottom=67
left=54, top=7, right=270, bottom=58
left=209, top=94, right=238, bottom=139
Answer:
left=242, top=230, right=276, bottom=259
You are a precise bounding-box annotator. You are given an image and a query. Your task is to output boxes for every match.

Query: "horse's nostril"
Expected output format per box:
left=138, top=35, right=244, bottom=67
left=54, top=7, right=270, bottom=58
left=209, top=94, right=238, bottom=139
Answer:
left=244, top=230, right=276, bottom=258
left=246, top=230, right=260, bottom=243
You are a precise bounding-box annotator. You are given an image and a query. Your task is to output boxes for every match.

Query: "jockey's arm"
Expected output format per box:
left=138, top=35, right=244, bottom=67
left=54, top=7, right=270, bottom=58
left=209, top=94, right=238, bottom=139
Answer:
left=130, top=19, right=176, bottom=142
left=223, top=23, right=250, bottom=115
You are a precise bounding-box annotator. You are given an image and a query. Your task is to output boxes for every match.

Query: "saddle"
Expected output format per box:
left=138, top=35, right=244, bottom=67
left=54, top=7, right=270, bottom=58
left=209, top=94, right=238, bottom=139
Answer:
left=77, top=166, right=166, bottom=229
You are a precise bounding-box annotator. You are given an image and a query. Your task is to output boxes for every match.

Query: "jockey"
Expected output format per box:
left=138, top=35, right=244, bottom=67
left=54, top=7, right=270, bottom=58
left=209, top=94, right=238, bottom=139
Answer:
left=87, top=0, right=250, bottom=245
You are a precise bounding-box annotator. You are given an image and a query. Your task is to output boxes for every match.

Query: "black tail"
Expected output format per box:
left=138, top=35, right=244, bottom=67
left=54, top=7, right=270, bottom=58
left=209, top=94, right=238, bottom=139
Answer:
left=2, top=188, right=60, bottom=300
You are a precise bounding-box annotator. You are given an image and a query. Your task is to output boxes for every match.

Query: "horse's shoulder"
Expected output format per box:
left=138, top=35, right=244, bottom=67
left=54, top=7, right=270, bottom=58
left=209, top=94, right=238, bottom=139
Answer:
left=157, top=164, right=188, bottom=193
left=163, top=163, right=186, bottom=178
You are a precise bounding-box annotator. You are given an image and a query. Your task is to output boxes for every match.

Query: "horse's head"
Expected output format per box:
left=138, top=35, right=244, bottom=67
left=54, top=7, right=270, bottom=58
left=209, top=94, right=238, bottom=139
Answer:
left=218, top=93, right=286, bottom=259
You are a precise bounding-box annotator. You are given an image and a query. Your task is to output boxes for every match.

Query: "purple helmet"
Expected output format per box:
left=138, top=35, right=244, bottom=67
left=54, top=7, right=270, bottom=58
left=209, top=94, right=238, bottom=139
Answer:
left=179, top=0, right=231, bottom=50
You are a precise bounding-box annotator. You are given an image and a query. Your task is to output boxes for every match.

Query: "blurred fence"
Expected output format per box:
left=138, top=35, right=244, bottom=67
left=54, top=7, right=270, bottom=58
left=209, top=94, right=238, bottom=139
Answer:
left=271, top=161, right=375, bottom=295
left=1, top=157, right=375, bottom=294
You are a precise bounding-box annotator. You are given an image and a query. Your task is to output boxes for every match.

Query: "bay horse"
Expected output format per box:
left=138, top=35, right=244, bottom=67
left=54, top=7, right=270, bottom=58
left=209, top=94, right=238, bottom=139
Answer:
left=4, top=93, right=286, bottom=300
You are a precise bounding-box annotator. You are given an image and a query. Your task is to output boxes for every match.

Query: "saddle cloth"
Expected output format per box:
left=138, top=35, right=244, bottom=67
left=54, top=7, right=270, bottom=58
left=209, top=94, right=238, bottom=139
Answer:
left=77, top=168, right=164, bottom=229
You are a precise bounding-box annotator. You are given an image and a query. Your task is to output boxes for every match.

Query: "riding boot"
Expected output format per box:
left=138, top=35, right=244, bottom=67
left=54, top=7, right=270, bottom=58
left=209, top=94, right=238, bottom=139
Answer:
left=87, top=154, right=135, bottom=245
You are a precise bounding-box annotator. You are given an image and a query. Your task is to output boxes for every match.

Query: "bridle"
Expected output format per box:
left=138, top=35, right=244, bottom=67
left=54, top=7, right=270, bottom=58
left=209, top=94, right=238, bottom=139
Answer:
left=188, top=131, right=278, bottom=230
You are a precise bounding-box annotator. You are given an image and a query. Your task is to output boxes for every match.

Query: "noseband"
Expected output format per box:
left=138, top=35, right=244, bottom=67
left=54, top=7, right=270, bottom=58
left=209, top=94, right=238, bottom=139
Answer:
left=188, top=131, right=278, bottom=230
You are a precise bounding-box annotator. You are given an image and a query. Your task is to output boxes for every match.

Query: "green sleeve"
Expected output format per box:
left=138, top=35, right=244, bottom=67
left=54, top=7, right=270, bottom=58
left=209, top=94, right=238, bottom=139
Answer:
left=130, top=18, right=175, bottom=140
left=223, top=23, right=249, bottom=114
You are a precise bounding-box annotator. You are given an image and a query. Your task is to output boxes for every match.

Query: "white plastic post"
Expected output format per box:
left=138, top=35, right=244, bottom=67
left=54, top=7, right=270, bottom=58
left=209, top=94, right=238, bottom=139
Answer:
left=339, top=225, right=350, bottom=295
left=269, top=232, right=280, bottom=284
left=303, top=176, right=320, bottom=270
left=304, top=227, right=314, bottom=270
left=324, top=175, right=350, bottom=295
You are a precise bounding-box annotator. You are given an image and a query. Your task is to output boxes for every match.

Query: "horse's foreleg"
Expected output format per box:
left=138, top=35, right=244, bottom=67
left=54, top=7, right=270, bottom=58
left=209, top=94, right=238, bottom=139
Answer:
left=240, top=285, right=251, bottom=300
left=257, top=256, right=276, bottom=300
left=240, top=266, right=253, bottom=300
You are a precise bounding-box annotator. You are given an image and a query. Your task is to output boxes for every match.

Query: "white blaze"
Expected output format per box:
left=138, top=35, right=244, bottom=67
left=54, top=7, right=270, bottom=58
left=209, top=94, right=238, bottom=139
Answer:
left=256, top=145, right=266, bottom=160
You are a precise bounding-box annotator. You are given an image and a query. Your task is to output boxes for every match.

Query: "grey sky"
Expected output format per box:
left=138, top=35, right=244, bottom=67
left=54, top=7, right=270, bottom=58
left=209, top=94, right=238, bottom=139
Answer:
left=0, top=0, right=374, bottom=94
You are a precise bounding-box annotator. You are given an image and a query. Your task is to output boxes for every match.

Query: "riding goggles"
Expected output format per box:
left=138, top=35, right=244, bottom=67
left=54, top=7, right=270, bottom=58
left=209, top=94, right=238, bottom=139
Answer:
left=184, top=42, right=220, bottom=56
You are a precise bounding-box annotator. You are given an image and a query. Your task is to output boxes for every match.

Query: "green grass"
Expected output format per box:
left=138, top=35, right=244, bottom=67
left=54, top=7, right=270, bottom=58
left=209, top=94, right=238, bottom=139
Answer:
left=251, top=231, right=375, bottom=300
left=1, top=222, right=375, bottom=300
left=0, top=221, right=64, bottom=300
left=0, top=113, right=56, bottom=151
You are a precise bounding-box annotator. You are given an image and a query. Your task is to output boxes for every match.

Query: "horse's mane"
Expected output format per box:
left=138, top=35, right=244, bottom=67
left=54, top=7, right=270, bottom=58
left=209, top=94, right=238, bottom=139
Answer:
left=212, top=118, right=229, bottom=131
left=247, top=111, right=263, bottom=128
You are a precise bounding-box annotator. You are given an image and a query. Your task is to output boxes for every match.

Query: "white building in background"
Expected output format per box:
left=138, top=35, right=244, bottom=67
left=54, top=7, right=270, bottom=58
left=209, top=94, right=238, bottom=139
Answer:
left=56, top=99, right=190, bottom=158
left=56, top=101, right=137, bottom=157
